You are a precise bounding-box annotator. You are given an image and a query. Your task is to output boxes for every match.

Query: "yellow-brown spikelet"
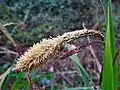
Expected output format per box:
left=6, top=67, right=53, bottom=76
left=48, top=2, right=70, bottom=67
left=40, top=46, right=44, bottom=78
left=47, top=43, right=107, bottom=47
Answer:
left=13, top=29, right=104, bottom=72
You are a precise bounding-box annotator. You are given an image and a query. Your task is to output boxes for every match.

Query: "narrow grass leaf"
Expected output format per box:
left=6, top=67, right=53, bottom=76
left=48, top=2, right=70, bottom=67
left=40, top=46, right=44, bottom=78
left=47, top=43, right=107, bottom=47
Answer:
left=65, top=87, right=93, bottom=90
left=102, top=0, right=118, bottom=90
left=0, top=67, right=12, bottom=90
left=66, top=44, right=93, bottom=88
left=0, top=23, right=16, bottom=46
left=12, top=72, right=24, bottom=90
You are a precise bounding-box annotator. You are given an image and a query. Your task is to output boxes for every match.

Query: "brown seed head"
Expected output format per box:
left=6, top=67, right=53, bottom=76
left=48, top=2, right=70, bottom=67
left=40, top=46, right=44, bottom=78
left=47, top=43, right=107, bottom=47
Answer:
left=13, top=29, right=104, bottom=72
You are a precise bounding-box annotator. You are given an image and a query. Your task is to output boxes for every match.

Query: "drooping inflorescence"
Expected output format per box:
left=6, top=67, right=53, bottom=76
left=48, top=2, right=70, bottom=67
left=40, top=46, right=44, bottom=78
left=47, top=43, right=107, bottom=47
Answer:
left=13, top=29, right=104, bottom=72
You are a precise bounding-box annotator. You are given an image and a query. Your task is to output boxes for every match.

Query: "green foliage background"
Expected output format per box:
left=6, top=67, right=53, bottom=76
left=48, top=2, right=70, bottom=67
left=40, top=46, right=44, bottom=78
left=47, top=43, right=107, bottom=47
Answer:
left=0, top=0, right=100, bottom=44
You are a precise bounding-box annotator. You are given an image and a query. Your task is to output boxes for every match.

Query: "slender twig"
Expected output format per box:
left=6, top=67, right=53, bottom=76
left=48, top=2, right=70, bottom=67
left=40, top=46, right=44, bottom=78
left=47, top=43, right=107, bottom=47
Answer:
left=87, top=37, right=102, bottom=73
left=0, top=47, right=18, bottom=55
left=61, top=75, right=73, bottom=86
left=83, top=23, right=102, bottom=73
left=60, top=40, right=104, bottom=59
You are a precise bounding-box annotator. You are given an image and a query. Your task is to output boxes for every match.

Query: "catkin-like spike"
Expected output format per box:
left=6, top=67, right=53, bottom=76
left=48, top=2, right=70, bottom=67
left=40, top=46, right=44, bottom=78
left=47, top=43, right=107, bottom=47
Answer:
left=13, top=29, right=104, bottom=72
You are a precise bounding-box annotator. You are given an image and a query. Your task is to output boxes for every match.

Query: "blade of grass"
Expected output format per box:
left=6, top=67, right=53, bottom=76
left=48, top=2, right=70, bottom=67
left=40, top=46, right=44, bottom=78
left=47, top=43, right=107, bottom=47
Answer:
left=66, top=44, right=94, bottom=88
left=3, top=22, right=18, bottom=27
left=65, top=87, right=93, bottom=90
left=19, top=81, right=29, bottom=90
left=2, top=73, right=16, bottom=90
left=12, top=72, right=24, bottom=90
left=0, top=23, right=16, bottom=46
left=50, top=73, right=55, bottom=90
left=2, top=74, right=11, bottom=90
left=0, top=67, right=12, bottom=90
left=99, top=0, right=107, bottom=22
left=102, top=0, right=118, bottom=90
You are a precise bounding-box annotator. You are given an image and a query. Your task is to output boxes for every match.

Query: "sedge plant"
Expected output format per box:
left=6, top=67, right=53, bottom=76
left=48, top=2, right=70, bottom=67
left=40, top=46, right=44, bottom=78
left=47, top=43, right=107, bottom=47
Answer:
left=102, top=0, right=118, bottom=90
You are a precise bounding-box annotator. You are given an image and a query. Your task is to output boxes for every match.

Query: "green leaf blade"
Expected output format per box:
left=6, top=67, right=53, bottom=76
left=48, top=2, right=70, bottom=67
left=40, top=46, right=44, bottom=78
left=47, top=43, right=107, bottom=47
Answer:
left=102, top=0, right=118, bottom=90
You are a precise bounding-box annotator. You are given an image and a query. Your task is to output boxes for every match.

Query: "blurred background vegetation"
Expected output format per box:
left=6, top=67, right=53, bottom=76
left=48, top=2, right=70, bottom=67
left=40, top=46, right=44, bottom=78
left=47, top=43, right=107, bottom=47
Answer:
left=0, top=0, right=104, bottom=44
left=0, top=0, right=120, bottom=90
